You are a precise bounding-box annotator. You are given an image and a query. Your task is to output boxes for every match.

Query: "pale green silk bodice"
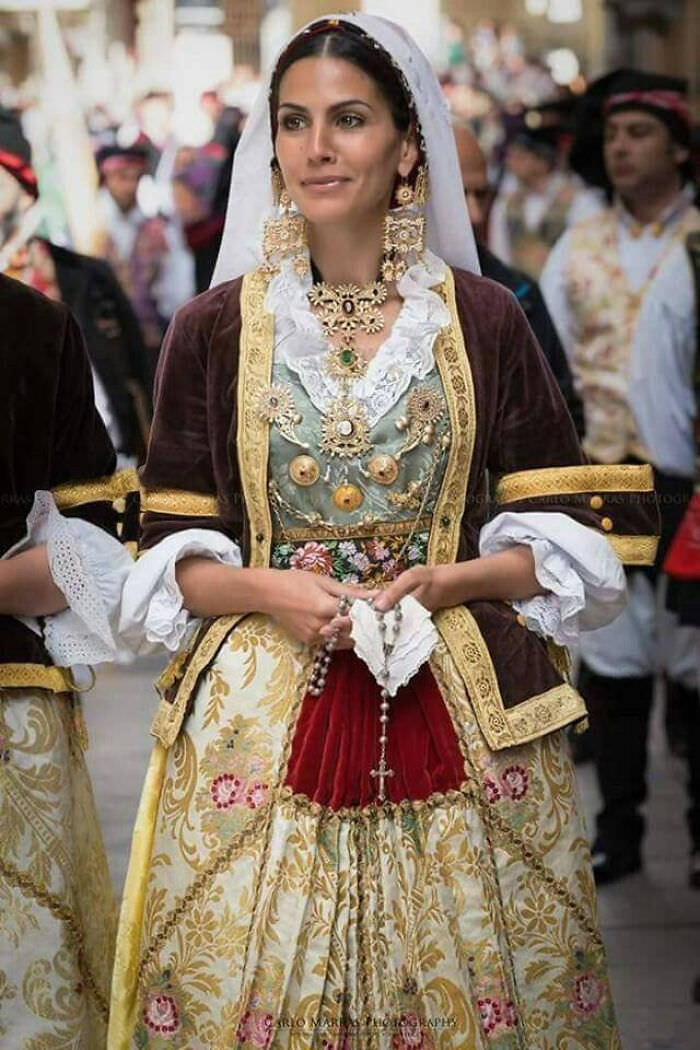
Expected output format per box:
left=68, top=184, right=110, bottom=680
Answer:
left=266, top=354, right=451, bottom=583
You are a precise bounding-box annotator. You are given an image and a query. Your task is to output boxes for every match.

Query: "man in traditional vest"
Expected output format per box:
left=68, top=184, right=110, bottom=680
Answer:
left=541, top=70, right=700, bottom=885
left=489, top=103, right=601, bottom=280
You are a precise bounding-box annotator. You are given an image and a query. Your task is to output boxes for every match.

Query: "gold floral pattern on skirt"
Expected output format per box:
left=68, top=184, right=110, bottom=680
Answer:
left=108, top=616, right=620, bottom=1050
left=0, top=687, right=116, bottom=1048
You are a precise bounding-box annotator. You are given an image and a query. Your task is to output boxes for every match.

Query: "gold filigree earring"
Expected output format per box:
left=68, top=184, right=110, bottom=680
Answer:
left=270, top=161, right=285, bottom=206
left=262, top=164, right=308, bottom=277
left=381, top=165, right=428, bottom=284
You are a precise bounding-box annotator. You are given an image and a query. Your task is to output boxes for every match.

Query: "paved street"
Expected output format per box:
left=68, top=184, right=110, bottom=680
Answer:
left=83, top=657, right=700, bottom=1049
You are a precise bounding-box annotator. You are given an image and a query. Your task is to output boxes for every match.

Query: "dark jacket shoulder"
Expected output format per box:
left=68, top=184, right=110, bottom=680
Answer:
left=0, top=270, right=70, bottom=341
left=169, top=278, right=242, bottom=343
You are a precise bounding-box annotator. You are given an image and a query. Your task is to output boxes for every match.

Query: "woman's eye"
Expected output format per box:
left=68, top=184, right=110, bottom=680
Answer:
left=282, top=115, right=306, bottom=131
left=337, top=113, right=363, bottom=128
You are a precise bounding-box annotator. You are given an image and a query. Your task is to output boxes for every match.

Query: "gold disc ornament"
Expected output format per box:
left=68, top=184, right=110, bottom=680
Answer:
left=367, top=454, right=399, bottom=486
left=332, top=484, right=364, bottom=513
left=289, top=455, right=320, bottom=487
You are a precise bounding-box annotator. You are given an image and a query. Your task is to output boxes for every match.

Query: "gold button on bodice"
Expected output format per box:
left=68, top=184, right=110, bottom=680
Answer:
left=289, top=455, right=320, bottom=487
left=333, top=484, right=364, bottom=512
left=601, top=517, right=613, bottom=532
left=516, top=613, right=526, bottom=627
left=590, top=494, right=603, bottom=510
left=367, top=453, right=399, bottom=486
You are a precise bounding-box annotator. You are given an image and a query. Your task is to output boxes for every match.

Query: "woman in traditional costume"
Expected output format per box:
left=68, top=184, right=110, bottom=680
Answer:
left=111, top=15, right=658, bottom=1049
left=0, top=273, right=134, bottom=1045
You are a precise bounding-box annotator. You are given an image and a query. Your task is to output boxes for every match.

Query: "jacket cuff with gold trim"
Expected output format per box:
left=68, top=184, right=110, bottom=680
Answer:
left=493, top=464, right=659, bottom=566
left=52, top=467, right=140, bottom=547
left=139, top=486, right=238, bottom=554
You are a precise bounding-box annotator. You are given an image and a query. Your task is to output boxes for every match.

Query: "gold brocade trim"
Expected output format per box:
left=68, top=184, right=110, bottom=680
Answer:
left=239, top=269, right=274, bottom=569
left=427, top=267, right=477, bottom=568
left=434, top=606, right=586, bottom=750
left=140, top=488, right=219, bottom=517
left=273, top=516, right=431, bottom=543
left=0, top=663, right=73, bottom=693
left=494, top=462, right=654, bottom=504
left=504, top=684, right=586, bottom=745
left=150, top=615, right=246, bottom=748
left=0, top=853, right=110, bottom=1020
left=603, top=533, right=659, bottom=565
left=276, top=782, right=474, bottom=824
left=434, top=606, right=514, bottom=750
left=52, top=467, right=138, bottom=509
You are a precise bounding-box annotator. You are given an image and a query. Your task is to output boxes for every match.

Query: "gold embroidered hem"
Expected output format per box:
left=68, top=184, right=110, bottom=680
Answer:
left=602, top=533, right=659, bottom=566
left=433, top=606, right=586, bottom=751
left=272, top=515, right=432, bottom=543
left=426, top=267, right=477, bottom=569
left=108, top=617, right=620, bottom=1050
left=494, top=463, right=654, bottom=503
left=140, top=488, right=219, bottom=517
left=0, top=662, right=74, bottom=693
left=52, top=467, right=139, bottom=509
left=0, top=687, right=116, bottom=1047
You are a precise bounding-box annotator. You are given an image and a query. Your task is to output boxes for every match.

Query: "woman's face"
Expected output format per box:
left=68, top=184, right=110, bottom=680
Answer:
left=275, top=55, right=418, bottom=230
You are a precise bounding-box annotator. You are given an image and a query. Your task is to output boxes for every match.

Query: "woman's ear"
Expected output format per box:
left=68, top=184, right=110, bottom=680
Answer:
left=397, top=129, right=420, bottom=180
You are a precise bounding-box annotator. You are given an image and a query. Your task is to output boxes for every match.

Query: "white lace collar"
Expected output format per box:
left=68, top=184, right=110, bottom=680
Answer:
left=265, top=250, right=450, bottom=426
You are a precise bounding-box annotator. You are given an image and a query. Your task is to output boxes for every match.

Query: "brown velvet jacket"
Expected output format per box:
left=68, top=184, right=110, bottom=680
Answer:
left=140, top=266, right=658, bottom=750
left=1, top=274, right=133, bottom=689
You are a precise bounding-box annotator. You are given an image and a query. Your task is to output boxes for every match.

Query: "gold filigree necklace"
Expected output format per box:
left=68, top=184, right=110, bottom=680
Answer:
left=308, top=262, right=388, bottom=383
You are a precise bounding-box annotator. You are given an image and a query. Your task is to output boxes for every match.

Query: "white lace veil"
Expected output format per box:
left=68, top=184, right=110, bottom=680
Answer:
left=211, top=12, right=479, bottom=286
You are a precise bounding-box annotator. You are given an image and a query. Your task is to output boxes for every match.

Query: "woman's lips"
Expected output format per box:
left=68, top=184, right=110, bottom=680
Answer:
left=302, top=177, right=350, bottom=191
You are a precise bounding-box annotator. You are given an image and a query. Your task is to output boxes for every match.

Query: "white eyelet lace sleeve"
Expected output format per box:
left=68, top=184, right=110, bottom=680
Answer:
left=4, top=490, right=134, bottom=666
left=119, top=529, right=243, bottom=654
left=479, top=511, right=627, bottom=648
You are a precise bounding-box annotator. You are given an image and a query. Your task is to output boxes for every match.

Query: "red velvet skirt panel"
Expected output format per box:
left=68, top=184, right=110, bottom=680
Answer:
left=284, top=649, right=467, bottom=809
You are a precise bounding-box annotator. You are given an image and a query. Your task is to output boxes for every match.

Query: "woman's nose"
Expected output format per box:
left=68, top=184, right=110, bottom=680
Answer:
left=308, top=122, right=335, bottom=163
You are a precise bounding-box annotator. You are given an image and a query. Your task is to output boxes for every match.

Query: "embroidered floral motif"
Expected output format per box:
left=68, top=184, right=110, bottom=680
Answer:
left=477, top=996, right=517, bottom=1039
left=499, top=764, right=529, bottom=801
left=541, top=944, right=615, bottom=1039
left=572, top=972, right=605, bottom=1018
left=480, top=754, right=542, bottom=834
left=135, top=970, right=189, bottom=1047
left=289, top=541, right=334, bottom=574
left=196, top=715, right=275, bottom=844
left=391, top=1009, right=436, bottom=1049
left=272, top=530, right=429, bottom=585
left=236, top=1007, right=274, bottom=1048
left=143, top=992, right=181, bottom=1037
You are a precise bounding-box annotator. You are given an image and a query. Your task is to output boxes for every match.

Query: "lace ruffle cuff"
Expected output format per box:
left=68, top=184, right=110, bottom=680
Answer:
left=6, top=491, right=134, bottom=666
left=479, top=510, right=627, bottom=647
left=119, top=528, right=243, bottom=653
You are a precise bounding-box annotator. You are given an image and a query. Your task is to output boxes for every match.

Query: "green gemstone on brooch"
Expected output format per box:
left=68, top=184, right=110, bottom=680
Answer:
left=340, top=349, right=356, bottom=367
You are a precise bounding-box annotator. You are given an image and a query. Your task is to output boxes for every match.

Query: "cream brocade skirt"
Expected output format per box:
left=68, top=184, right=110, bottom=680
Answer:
left=109, top=615, right=621, bottom=1050
left=0, top=688, right=116, bottom=1049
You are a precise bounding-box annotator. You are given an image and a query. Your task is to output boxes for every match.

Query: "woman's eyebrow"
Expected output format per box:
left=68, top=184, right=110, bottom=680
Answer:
left=278, top=99, right=373, bottom=113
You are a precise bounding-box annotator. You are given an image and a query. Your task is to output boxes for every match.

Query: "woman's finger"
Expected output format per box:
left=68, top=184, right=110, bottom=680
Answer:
left=319, top=615, right=352, bottom=639
left=321, top=578, right=380, bottom=601
left=373, top=572, right=420, bottom=612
